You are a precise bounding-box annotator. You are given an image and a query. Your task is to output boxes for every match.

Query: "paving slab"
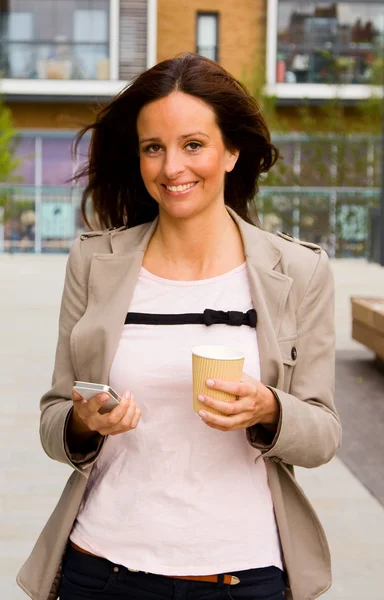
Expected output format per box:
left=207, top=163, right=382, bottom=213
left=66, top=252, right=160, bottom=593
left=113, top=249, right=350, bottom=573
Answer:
left=335, top=350, right=384, bottom=504
left=295, top=458, right=384, bottom=600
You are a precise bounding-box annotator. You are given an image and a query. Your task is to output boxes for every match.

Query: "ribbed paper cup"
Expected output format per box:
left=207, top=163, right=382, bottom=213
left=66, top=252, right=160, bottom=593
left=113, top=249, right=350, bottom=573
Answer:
left=192, top=345, right=245, bottom=416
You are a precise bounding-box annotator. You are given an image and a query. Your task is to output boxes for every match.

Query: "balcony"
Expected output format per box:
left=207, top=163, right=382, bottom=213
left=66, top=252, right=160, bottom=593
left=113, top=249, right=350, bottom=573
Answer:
left=266, top=0, right=384, bottom=101
left=0, top=0, right=128, bottom=98
left=0, top=41, right=110, bottom=81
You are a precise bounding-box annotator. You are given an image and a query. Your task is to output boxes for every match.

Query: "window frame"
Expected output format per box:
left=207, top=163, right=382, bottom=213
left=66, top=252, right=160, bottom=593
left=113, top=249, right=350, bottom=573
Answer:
left=196, top=11, right=219, bottom=63
left=266, top=0, right=384, bottom=100
left=0, top=0, right=134, bottom=97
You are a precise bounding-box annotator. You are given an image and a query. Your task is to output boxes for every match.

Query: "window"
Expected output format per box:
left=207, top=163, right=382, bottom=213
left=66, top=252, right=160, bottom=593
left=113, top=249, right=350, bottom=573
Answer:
left=0, top=0, right=110, bottom=80
left=14, top=138, right=36, bottom=184
left=276, top=1, right=384, bottom=85
left=13, top=134, right=90, bottom=186
left=42, top=139, right=74, bottom=185
left=5, top=11, right=33, bottom=77
left=196, top=13, right=218, bottom=62
left=73, top=9, right=109, bottom=79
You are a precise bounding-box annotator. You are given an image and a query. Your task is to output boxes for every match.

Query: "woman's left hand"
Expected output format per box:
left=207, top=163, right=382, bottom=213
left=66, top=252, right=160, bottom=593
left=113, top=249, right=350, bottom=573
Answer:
left=197, top=372, right=280, bottom=432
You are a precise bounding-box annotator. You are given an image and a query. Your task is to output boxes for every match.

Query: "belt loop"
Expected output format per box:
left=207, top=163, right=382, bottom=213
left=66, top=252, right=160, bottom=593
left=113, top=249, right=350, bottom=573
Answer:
left=116, top=564, right=127, bottom=583
left=217, top=574, right=225, bottom=588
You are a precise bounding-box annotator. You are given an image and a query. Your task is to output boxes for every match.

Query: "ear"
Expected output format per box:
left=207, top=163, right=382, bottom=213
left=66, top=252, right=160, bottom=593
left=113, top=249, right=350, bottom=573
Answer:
left=225, top=149, right=240, bottom=173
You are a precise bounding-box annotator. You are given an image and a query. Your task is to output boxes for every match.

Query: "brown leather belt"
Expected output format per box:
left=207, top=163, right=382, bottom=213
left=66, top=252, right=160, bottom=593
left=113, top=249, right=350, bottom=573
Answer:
left=70, top=542, right=240, bottom=585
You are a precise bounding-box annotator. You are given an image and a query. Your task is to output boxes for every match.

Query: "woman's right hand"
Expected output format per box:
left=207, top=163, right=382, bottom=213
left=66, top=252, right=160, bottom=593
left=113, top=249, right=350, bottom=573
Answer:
left=70, top=389, right=142, bottom=438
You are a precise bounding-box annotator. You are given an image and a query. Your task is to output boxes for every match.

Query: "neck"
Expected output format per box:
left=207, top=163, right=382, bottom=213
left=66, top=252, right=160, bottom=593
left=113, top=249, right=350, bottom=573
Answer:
left=146, top=204, right=245, bottom=279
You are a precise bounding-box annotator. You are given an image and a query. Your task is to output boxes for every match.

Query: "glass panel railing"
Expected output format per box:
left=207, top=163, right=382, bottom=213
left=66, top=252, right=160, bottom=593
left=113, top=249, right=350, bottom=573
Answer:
left=0, top=185, right=380, bottom=260
left=257, top=187, right=380, bottom=259
left=0, top=41, right=110, bottom=80
left=0, top=185, right=85, bottom=253
left=276, top=1, right=384, bottom=85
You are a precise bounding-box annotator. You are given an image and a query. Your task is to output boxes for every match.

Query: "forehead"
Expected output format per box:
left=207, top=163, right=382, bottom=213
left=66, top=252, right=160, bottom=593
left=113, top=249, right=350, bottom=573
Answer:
left=137, top=92, right=218, bottom=135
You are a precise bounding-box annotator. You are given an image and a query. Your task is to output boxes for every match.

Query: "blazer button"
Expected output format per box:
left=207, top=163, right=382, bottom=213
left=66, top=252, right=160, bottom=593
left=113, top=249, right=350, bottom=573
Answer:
left=291, top=346, right=297, bottom=361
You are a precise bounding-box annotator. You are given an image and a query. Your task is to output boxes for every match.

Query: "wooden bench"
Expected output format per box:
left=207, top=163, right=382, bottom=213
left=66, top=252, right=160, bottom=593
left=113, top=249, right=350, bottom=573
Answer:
left=351, top=297, right=384, bottom=362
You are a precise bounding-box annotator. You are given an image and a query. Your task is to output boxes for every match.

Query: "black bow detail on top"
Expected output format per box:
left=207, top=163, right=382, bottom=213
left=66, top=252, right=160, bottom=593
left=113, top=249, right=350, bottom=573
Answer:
left=203, top=309, right=257, bottom=328
left=125, top=308, right=257, bottom=328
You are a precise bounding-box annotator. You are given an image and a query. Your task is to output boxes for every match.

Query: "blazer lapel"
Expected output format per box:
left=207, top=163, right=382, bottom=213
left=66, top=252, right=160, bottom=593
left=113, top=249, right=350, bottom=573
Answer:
left=75, top=220, right=158, bottom=384
left=227, top=209, right=293, bottom=388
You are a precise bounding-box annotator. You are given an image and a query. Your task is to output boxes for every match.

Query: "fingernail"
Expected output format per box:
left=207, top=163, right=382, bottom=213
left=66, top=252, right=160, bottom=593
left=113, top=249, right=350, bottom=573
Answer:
left=199, top=410, right=207, bottom=418
left=197, top=395, right=205, bottom=403
left=100, top=394, right=109, bottom=403
left=206, top=379, right=215, bottom=387
left=123, top=390, right=130, bottom=399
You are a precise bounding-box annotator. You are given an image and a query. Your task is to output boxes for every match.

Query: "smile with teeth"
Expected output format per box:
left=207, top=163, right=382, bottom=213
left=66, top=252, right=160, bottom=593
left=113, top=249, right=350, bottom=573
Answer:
left=164, top=182, right=197, bottom=192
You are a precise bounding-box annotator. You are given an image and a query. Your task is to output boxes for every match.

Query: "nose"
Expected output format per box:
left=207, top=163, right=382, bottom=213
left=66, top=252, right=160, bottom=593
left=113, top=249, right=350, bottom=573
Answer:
left=162, top=149, right=185, bottom=180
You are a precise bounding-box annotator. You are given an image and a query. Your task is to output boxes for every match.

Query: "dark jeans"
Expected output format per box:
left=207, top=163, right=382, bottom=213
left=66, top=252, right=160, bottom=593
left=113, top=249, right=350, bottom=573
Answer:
left=59, top=544, right=286, bottom=600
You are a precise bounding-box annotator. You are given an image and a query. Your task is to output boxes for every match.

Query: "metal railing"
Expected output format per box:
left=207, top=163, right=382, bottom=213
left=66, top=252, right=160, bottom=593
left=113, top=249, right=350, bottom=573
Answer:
left=0, top=41, right=110, bottom=80
left=257, top=186, right=380, bottom=259
left=0, top=185, right=380, bottom=259
left=0, top=185, right=84, bottom=253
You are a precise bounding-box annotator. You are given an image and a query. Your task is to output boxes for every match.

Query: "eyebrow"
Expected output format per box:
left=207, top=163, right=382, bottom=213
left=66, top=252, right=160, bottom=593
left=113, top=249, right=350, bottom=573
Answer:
left=139, top=131, right=210, bottom=145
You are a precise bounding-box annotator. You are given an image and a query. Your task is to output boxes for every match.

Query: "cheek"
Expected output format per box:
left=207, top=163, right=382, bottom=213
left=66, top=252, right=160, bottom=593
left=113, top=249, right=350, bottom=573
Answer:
left=194, top=153, right=222, bottom=182
left=140, top=157, right=160, bottom=184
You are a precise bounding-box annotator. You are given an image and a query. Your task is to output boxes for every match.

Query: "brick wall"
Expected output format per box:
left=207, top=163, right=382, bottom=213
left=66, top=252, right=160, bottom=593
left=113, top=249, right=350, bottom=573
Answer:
left=7, top=102, right=97, bottom=129
left=157, top=0, right=266, bottom=85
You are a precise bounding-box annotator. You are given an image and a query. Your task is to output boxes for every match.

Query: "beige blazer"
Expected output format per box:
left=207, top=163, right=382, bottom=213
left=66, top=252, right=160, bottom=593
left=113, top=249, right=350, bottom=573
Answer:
left=17, top=208, right=341, bottom=600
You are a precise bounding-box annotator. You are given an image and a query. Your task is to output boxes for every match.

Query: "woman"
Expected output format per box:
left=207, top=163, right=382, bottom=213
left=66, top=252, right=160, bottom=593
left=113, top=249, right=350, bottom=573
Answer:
left=17, top=53, right=341, bottom=600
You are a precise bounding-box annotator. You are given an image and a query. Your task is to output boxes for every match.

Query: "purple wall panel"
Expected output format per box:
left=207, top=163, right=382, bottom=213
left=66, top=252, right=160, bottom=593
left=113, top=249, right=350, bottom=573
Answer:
left=42, top=138, right=74, bottom=185
left=74, top=138, right=90, bottom=185
left=14, top=138, right=35, bottom=184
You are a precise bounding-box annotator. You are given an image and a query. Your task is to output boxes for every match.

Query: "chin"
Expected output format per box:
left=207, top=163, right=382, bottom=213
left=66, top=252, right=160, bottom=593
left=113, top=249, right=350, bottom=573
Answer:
left=159, top=199, right=207, bottom=221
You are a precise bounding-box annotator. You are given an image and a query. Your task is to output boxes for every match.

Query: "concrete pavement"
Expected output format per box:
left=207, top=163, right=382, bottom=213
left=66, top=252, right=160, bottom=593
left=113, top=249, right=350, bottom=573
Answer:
left=1, top=254, right=383, bottom=599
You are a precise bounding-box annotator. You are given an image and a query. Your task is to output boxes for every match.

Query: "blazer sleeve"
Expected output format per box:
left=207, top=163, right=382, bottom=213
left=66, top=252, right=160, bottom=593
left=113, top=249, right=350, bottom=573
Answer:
left=39, top=238, right=105, bottom=473
left=247, top=250, right=341, bottom=468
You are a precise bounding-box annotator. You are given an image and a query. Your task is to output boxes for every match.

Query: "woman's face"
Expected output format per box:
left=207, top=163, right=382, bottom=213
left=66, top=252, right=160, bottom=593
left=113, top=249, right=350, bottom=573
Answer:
left=137, top=91, right=239, bottom=220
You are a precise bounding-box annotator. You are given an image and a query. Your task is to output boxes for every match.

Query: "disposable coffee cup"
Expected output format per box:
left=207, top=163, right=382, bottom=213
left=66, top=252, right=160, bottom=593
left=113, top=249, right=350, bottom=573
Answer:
left=192, top=345, right=245, bottom=416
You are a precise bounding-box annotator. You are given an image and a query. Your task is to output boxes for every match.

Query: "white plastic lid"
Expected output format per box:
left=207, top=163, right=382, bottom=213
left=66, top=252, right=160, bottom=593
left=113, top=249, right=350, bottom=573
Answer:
left=191, top=345, right=244, bottom=360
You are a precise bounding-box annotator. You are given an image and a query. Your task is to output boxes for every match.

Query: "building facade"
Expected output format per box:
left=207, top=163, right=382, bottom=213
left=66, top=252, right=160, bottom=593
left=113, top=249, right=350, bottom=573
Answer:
left=0, top=0, right=383, bottom=256
left=157, top=0, right=266, bottom=84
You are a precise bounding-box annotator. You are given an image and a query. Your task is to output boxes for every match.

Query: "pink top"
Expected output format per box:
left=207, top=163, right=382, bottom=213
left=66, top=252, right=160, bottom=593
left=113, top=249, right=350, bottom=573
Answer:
left=70, top=263, right=283, bottom=575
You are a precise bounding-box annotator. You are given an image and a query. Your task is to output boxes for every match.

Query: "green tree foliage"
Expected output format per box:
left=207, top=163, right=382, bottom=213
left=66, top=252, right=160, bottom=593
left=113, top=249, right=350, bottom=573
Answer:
left=240, top=55, right=382, bottom=256
left=0, top=100, right=22, bottom=228
left=241, top=61, right=382, bottom=186
left=0, top=99, right=20, bottom=183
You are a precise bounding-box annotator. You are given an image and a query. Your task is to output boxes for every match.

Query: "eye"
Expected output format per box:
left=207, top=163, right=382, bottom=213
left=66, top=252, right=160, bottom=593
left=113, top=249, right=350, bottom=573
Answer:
left=186, top=142, right=202, bottom=152
left=144, top=144, right=162, bottom=155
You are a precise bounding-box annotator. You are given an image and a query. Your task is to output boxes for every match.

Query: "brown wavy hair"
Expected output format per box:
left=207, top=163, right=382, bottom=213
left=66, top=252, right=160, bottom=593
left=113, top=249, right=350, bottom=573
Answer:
left=73, top=52, right=279, bottom=230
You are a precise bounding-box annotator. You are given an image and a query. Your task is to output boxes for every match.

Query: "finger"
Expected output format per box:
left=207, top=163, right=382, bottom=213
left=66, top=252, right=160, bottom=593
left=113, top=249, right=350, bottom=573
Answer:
left=105, top=405, right=141, bottom=436
left=198, top=408, right=243, bottom=431
left=84, top=393, right=111, bottom=415
left=103, top=390, right=132, bottom=426
left=110, top=406, right=141, bottom=435
left=72, top=389, right=86, bottom=403
left=110, top=393, right=137, bottom=430
left=205, top=378, right=252, bottom=397
left=197, top=394, right=244, bottom=416
left=130, top=407, right=142, bottom=429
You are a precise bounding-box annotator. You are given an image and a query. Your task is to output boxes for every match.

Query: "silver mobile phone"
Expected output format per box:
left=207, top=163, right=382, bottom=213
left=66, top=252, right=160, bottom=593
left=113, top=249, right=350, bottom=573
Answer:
left=73, top=381, right=121, bottom=415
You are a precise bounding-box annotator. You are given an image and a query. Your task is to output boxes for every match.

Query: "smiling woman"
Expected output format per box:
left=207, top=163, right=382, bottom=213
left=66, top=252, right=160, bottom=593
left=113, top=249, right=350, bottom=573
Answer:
left=17, top=53, right=340, bottom=600
left=72, top=52, right=278, bottom=230
left=136, top=91, right=240, bottom=224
